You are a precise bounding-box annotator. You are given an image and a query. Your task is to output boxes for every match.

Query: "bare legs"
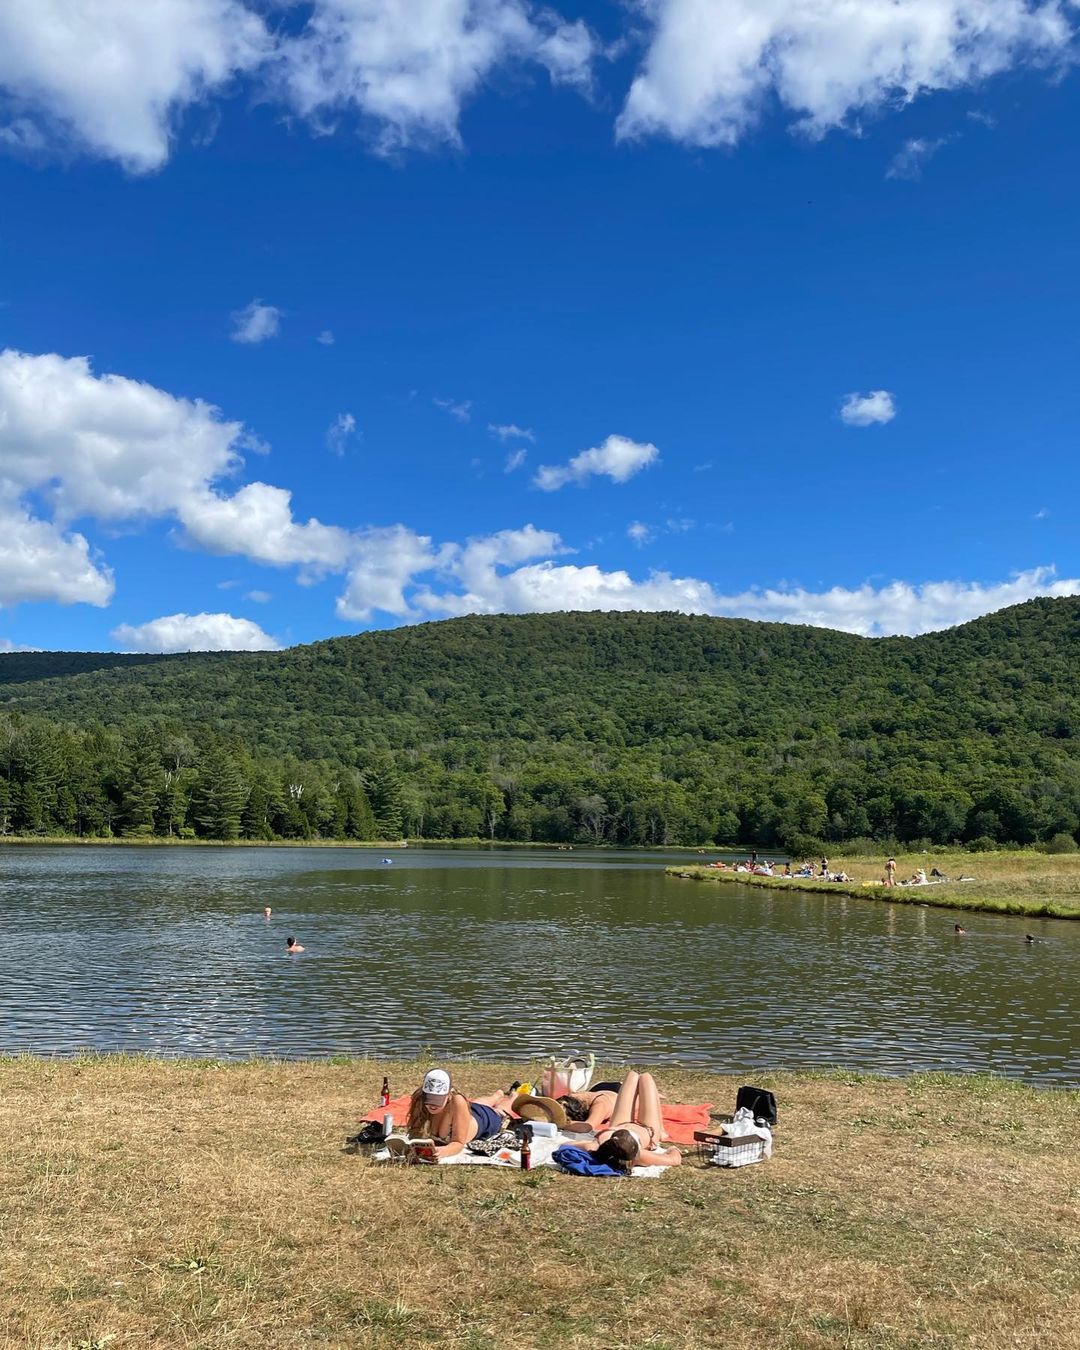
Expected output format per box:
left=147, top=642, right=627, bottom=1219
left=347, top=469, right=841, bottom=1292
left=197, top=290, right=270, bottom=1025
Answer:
left=608, top=1071, right=665, bottom=1141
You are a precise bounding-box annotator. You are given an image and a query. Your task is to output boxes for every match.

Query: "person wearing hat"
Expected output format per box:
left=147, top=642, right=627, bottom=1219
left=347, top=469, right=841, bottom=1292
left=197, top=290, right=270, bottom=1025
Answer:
left=405, top=1069, right=516, bottom=1159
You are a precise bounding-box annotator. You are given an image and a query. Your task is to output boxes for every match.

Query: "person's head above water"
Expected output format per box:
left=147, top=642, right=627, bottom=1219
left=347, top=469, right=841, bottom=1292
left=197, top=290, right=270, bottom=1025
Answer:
left=286, top=936, right=303, bottom=950
left=954, top=924, right=966, bottom=934
left=264, top=906, right=272, bottom=918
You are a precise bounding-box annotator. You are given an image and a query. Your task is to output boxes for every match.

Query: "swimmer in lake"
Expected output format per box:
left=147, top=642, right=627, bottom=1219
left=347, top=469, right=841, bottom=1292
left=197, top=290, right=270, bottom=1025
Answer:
left=264, top=906, right=272, bottom=919
left=954, top=924, right=966, bottom=935
left=286, top=936, right=304, bottom=953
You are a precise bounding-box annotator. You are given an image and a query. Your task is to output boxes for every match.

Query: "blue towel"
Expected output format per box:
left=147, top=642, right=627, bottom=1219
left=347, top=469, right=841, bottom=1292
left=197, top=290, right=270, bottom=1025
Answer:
left=552, top=1145, right=624, bottom=1177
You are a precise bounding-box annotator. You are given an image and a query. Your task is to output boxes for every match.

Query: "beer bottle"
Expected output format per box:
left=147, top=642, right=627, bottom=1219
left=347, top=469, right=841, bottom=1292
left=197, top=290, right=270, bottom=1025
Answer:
left=380, top=1076, right=390, bottom=1108
left=520, top=1125, right=532, bottom=1172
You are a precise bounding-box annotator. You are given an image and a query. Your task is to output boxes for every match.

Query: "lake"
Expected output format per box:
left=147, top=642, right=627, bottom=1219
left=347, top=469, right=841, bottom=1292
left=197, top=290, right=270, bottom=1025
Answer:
left=1, top=845, right=1077, bottom=1083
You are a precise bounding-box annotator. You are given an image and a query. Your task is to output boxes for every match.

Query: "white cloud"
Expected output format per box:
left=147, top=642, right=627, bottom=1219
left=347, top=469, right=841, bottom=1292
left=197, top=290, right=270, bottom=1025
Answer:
left=276, top=0, right=595, bottom=154
left=316, top=329, right=335, bottom=345
left=180, top=481, right=352, bottom=569
left=434, top=396, right=472, bottom=423
left=0, top=348, right=351, bottom=585
left=627, top=521, right=654, bottom=546
left=840, top=390, right=896, bottom=427
left=0, top=637, right=41, bottom=652
left=534, top=434, right=659, bottom=491
left=886, top=136, right=949, bottom=180
left=231, top=299, right=281, bottom=344
left=335, top=524, right=442, bottom=621
left=245, top=589, right=272, bottom=603
left=0, top=1, right=596, bottom=170
left=0, top=500, right=113, bottom=608
left=504, top=447, right=528, bottom=473
left=112, top=611, right=281, bottom=653
left=618, top=0, right=1073, bottom=148
left=0, top=0, right=269, bottom=171
left=489, top=422, right=535, bottom=442
left=327, top=411, right=357, bottom=455
left=338, top=533, right=1080, bottom=637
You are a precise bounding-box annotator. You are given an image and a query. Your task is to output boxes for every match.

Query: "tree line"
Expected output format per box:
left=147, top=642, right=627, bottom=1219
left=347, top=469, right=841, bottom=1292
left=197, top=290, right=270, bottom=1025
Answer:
left=4, top=602, right=1080, bottom=849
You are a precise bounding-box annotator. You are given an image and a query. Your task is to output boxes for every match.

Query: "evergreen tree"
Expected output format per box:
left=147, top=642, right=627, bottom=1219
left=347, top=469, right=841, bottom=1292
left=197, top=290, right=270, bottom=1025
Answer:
left=189, top=750, right=244, bottom=840
left=368, top=759, right=404, bottom=838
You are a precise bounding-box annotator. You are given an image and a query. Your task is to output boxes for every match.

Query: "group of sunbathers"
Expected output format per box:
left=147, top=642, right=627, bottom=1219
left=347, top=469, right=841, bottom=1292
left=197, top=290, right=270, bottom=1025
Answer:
left=404, top=1067, right=682, bottom=1171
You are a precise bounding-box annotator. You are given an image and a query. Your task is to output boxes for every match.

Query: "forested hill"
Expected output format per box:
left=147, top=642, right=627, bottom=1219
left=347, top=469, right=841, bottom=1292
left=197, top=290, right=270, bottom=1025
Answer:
left=2, top=600, right=1080, bottom=849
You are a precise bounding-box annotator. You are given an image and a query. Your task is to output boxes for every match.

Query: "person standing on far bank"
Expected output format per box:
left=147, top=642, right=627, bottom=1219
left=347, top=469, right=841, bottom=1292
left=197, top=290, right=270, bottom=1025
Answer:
left=885, top=857, right=896, bottom=887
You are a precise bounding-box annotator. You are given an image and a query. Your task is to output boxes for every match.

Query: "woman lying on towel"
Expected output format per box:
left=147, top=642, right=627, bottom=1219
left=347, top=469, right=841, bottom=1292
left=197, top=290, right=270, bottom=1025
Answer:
left=556, top=1082, right=622, bottom=1134
left=577, top=1071, right=682, bottom=1170
left=405, top=1069, right=517, bottom=1159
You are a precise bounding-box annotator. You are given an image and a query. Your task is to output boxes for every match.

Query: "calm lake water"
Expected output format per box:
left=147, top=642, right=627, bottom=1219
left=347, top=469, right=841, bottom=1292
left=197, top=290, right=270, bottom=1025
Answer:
left=1, top=846, right=1077, bottom=1084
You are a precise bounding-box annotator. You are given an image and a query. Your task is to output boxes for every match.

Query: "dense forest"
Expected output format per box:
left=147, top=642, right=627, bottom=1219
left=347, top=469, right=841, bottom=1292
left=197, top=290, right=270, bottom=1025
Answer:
left=2, top=600, right=1080, bottom=850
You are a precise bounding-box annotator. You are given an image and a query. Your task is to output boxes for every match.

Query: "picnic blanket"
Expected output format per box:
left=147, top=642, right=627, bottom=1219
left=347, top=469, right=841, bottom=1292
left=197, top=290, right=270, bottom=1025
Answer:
left=363, top=1095, right=713, bottom=1145
left=369, top=1128, right=667, bottom=1178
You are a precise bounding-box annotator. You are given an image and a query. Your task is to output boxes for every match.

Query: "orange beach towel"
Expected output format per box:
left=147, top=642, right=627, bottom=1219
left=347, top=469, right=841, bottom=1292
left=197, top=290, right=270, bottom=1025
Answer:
left=364, top=1096, right=713, bottom=1145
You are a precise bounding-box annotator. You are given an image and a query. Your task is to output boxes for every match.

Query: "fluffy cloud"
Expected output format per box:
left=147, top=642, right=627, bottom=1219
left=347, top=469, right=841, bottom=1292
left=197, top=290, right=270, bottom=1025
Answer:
left=504, top=448, right=528, bottom=473
left=327, top=412, right=357, bottom=455
left=231, top=299, right=281, bottom=344
left=112, top=611, right=281, bottom=652
left=0, top=501, right=113, bottom=608
left=316, top=329, right=335, bottom=345
left=534, top=435, right=659, bottom=491
left=335, top=524, right=442, bottom=621
left=0, top=349, right=351, bottom=588
left=0, top=0, right=269, bottom=171
left=840, top=390, right=897, bottom=426
left=277, top=0, right=595, bottom=153
left=617, top=0, right=1073, bottom=147
left=340, top=532, right=1080, bottom=637
left=0, top=637, right=41, bottom=652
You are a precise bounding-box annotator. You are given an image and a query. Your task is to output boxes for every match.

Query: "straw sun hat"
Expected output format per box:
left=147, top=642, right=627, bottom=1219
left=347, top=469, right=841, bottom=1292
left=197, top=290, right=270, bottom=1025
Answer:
left=511, top=1094, right=569, bottom=1128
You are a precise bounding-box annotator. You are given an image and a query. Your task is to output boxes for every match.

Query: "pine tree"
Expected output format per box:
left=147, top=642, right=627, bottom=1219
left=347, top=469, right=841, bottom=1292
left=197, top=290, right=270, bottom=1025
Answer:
left=190, top=750, right=244, bottom=840
left=368, top=759, right=404, bottom=838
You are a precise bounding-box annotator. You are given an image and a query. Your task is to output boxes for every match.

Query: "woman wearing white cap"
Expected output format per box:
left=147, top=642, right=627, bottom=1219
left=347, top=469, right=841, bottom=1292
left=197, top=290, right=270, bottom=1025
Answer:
left=405, top=1069, right=517, bottom=1158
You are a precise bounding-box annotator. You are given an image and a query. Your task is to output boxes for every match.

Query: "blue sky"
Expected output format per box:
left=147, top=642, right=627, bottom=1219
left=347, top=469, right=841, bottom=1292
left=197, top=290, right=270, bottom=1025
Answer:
left=1, top=0, right=1079, bottom=653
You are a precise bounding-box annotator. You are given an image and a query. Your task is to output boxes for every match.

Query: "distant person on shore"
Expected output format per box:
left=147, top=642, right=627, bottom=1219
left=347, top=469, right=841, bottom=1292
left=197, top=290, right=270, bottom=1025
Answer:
left=264, top=906, right=273, bottom=919
left=885, top=857, right=896, bottom=887
left=286, top=936, right=305, bottom=953
left=576, top=1071, right=682, bottom=1170
left=819, top=856, right=828, bottom=877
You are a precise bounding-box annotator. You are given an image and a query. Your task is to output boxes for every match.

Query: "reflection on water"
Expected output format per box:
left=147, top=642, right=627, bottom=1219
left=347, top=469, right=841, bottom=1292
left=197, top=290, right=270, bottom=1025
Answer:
left=1, top=845, right=1077, bottom=1083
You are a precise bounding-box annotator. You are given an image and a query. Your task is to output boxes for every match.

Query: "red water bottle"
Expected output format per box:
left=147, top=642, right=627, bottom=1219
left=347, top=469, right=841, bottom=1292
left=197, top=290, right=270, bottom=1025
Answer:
left=380, top=1076, right=390, bottom=1108
left=520, top=1125, right=532, bottom=1172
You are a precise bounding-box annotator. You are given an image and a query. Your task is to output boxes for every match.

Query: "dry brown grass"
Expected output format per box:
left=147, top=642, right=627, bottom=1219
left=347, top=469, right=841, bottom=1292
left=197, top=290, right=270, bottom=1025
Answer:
left=0, top=1058, right=1077, bottom=1349
left=671, top=850, right=1080, bottom=919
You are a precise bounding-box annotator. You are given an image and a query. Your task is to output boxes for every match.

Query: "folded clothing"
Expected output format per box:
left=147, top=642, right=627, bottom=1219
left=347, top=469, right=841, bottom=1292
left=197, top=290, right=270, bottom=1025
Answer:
left=552, top=1145, right=624, bottom=1177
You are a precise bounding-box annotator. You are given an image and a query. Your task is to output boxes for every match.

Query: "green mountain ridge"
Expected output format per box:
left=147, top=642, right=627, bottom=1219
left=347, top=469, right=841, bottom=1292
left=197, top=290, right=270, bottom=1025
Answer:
left=2, top=600, right=1080, bottom=847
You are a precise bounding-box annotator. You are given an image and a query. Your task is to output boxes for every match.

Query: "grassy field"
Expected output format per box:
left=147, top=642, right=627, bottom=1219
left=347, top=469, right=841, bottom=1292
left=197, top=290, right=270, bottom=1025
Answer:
left=0, top=1058, right=1076, bottom=1349
left=669, top=850, right=1080, bottom=919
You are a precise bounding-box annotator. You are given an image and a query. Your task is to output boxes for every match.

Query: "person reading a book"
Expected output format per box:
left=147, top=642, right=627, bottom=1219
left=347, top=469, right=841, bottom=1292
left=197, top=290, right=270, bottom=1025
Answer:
left=405, top=1069, right=517, bottom=1159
